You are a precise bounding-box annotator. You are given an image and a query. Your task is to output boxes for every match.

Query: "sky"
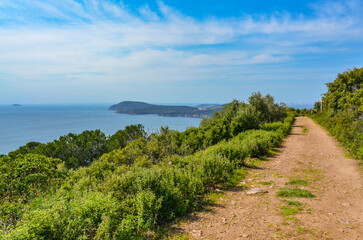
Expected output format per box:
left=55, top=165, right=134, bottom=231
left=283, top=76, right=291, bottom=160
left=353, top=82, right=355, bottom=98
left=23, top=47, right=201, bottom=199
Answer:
left=0, top=0, right=362, bottom=105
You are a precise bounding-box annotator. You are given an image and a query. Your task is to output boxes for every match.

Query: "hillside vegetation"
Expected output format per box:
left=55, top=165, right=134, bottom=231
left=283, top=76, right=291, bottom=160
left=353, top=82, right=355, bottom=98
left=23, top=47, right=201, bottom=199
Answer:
left=310, top=67, right=363, bottom=160
left=109, top=101, right=224, bottom=117
left=0, top=92, right=294, bottom=239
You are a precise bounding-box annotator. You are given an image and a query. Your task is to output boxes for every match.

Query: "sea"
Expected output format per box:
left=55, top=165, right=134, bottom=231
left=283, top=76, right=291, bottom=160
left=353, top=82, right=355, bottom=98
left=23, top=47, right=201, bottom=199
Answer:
left=0, top=104, right=201, bottom=155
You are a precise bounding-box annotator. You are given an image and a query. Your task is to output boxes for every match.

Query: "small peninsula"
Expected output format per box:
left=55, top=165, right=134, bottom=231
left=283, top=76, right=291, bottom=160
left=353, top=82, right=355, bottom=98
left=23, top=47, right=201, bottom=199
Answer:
left=109, top=101, right=224, bottom=118
left=11, top=104, right=22, bottom=107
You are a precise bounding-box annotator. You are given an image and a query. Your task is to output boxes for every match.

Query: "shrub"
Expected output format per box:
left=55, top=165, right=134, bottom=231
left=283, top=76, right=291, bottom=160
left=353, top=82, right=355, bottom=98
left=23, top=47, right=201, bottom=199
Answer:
left=2, top=96, right=295, bottom=239
left=310, top=67, right=362, bottom=160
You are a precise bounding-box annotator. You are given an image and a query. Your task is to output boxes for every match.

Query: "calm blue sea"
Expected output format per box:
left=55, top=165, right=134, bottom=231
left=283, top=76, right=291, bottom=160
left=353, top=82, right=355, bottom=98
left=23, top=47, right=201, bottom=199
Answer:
left=0, top=104, right=201, bottom=155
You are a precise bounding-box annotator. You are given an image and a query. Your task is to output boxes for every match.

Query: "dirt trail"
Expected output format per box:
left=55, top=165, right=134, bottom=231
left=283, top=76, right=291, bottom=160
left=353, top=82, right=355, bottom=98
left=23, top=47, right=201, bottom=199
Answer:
left=179, top=116, right=363, bottom=239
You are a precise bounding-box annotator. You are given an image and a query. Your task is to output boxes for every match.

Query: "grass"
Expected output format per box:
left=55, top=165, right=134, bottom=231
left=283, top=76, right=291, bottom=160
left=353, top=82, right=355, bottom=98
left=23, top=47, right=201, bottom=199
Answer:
left=285, top=216, right=299, bottom=222
left=244, top=157, right=261, bottom=168
left=297, top=226, right=306, bottom=234
left=277, top=188, right=315, bottom=198
left=286, top=179, right=308, bottom=186
left=226, top=168, right=246, bottom=187
left=259, top=181, right=275, bottom=185
left=303, top=169, right=323, bottom=174
left=167, top=234, right=190, bottom=240
left=286, top=200, right=303, bottom=206
left=280, top=200, right=304, bottom=216
left=301, top=127, right=309, bottom=133
left=207, top=191, right=226, bottom=204
left=280, top=206, right=299, bottom=216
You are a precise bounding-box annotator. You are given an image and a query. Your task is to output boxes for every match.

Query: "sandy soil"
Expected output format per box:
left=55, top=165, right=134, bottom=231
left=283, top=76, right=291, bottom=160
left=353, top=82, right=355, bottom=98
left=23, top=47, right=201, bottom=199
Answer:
left=179, top=117, right=363, bottom=240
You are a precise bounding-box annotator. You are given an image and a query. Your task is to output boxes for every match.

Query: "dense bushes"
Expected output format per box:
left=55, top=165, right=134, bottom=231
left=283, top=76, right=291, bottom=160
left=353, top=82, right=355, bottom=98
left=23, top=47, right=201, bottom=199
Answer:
left=178, top=93, right=286, bottom=155
left=0, top=154, right=66, bottom=232
left=310, top=67, right=362, bottom=159
left=7, top=93, right=286, bottom=170
left=8, top=125, right=146, bottom=169
left=312, top=113, right=362, bottom=159
left=1, top=93, right=293, bottom=239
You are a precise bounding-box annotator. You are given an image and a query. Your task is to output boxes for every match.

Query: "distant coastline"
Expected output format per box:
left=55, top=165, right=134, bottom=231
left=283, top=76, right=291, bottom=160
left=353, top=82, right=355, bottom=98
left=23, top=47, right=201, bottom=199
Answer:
left=11, top=104, right=22, bottom=107
left=109, top=101, right=224, bottom=118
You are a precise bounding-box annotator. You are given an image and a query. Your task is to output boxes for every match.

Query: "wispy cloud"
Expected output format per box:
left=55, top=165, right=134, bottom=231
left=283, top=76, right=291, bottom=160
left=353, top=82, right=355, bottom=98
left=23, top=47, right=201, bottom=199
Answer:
left=0, top=0, right=362, bottom=103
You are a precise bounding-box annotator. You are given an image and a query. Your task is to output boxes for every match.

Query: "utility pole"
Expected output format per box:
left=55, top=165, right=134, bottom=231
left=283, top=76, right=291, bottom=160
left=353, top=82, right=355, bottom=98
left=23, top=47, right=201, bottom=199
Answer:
left=319, top=99, right=324, bottom=112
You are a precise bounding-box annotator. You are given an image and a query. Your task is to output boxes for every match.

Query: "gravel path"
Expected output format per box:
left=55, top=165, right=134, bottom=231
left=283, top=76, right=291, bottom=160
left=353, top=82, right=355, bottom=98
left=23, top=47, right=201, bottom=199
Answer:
left=179, top=116, right=363, bottom=239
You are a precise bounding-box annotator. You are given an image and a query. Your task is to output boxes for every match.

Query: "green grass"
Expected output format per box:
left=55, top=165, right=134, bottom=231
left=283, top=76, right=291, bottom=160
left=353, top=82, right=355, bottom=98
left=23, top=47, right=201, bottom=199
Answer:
left=280, top=206, right=299, bottom=216
left=206, top=191, right=226, bottom=204
left=259, top=181, right=275, bottom=185
left=227, top=168, right=247, bottom=187
left=169, top=234, right=190, bottom=240
left=286, top=179, right=308, bottom=186
left=297, top=226, right=306, bottom=234
left=286, top=200, right=303, bottom=206
left=303, top=169, right=323, bottom=174
left=285, top=216, right=299, bottom=222
left=301, top=127, right=309, bottom=133
left=277, top=188, right=315, bottom=198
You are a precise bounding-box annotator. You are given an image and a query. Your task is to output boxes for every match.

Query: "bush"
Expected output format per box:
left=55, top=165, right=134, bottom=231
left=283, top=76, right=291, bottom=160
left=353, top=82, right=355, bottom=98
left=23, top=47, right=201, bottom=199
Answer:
left=310, top=67, right=362, bottom=160
left=2, top=95, right=295, bottom=239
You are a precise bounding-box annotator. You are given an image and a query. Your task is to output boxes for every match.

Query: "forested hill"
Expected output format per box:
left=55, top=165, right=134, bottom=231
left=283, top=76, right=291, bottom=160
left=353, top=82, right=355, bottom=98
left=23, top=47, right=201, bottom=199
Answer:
left=109, top=101, right=225, bottom=117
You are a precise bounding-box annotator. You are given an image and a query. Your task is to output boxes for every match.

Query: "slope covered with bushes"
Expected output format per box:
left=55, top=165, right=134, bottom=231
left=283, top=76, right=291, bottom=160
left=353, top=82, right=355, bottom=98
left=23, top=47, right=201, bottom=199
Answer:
left=1, top=93, right=294, bottom=239
left=310, top=67, right=363, bottom=160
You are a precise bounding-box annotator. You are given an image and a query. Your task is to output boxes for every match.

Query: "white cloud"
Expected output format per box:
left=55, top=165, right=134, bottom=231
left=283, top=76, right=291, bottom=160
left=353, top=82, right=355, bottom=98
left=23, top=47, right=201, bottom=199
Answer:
left=0, top=0, right=362, bottom=103
left=138, top=4, right=160, bottom=21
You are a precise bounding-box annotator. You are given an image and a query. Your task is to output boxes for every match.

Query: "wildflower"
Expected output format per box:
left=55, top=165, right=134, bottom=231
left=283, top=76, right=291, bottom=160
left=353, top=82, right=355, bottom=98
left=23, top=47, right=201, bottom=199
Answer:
left=168, top=161, right=172, bottom=165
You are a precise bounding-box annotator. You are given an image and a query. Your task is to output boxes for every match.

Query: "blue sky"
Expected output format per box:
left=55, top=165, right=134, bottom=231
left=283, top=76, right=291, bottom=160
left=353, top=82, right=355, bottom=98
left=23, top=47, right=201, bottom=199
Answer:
left=0, top=0, right=362, bottom=106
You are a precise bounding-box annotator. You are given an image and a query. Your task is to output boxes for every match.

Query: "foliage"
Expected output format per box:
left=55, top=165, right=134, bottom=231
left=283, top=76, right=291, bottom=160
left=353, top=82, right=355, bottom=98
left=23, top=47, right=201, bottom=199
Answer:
left=310, top=67, right=363, bottom=159
left=8, top=125, right=146, bottom=170
left=1, top=93, right=294, bottom=239
left=107, top=124, right=146, bottom=151
left=323, top=67, right=362, bottom=116
left=248, top=92, right=286, bottom=123
left=0, top=154, right=66, bottom=232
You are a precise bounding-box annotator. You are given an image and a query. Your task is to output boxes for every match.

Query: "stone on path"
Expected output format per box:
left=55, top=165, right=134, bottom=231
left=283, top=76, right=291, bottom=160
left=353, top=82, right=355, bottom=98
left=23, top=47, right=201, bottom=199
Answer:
left=246, top=188, right=268, bottom=195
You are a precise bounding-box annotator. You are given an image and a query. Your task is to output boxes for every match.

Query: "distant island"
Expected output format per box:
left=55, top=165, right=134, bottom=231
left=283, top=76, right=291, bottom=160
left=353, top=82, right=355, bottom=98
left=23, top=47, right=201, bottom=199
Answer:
left=109, top=101, right=224, bottom=118
left=11, top=104, right=22, bottom=107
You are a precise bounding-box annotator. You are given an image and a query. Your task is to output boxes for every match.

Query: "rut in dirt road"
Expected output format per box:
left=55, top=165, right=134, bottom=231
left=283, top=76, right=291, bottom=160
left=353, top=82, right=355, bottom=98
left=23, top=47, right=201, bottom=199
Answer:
left=179, top=116, right=363, bottom=240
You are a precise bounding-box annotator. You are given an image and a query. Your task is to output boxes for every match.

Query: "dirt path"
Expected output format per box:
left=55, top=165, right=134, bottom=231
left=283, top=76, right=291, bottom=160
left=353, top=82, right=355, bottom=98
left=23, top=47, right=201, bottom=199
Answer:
left=179, top=117, right=363, bottom=239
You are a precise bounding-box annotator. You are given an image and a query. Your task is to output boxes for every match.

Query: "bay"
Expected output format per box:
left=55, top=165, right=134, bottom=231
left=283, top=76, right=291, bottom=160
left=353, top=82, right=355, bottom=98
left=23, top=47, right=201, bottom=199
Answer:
left=0, top=104, right=201, bottom=155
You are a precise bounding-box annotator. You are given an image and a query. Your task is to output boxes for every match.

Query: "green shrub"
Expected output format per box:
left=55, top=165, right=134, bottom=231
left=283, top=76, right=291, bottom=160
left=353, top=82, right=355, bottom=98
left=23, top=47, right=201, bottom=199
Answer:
left=2, top=96, right=295, bottom=239
left=310, top=67, right=362, bottom=160
left=6, top=192, right=122, bottom=240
